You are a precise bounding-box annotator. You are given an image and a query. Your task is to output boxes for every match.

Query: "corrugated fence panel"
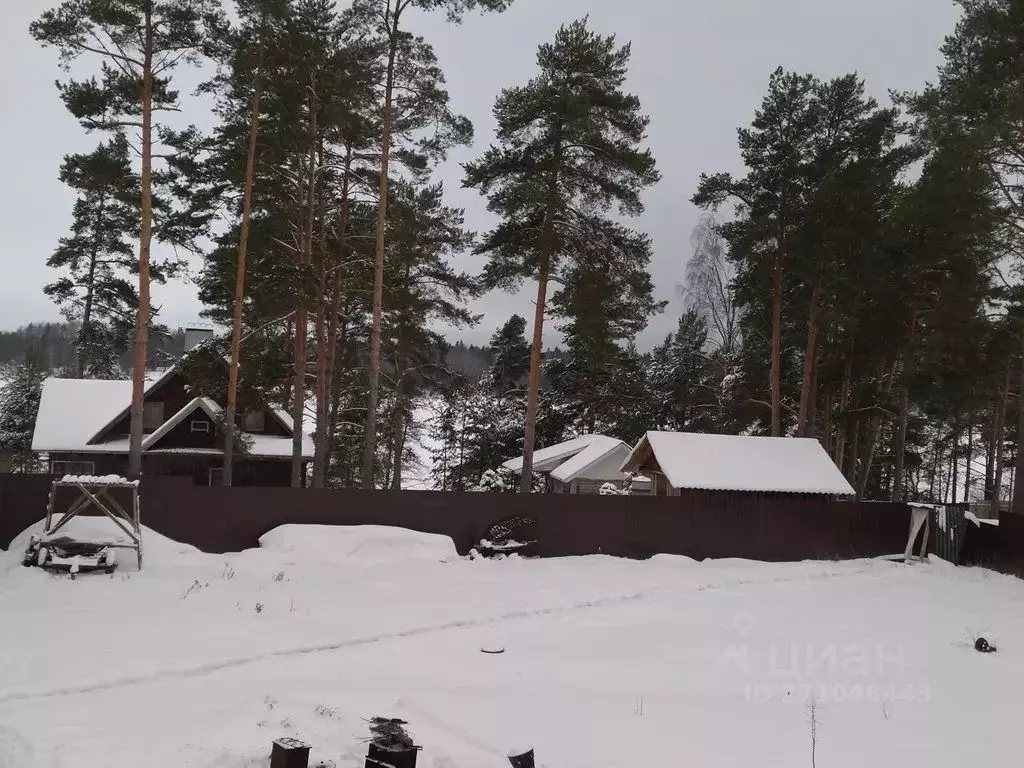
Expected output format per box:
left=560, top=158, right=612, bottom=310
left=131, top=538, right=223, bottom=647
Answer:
left=0, top=474, right=911, bottom=563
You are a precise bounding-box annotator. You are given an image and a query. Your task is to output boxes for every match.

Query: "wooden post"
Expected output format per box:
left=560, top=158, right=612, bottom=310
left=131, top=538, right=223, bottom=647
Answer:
left=271, top=738, right=310, bottom=768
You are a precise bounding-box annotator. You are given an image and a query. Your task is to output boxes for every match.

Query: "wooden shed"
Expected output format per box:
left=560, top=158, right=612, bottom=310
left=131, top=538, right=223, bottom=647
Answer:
left=620, top=432, right=854, bottom=502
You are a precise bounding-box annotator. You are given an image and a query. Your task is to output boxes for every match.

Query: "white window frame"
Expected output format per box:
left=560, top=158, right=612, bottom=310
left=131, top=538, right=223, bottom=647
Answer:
left=190, top=419, right=211, bottom=434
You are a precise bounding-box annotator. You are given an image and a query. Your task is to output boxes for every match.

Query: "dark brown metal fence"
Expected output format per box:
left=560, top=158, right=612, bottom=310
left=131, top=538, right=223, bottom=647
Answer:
left=0, top=474, right=912, bottom=561
left=960, top=513, right=1024, bottom=577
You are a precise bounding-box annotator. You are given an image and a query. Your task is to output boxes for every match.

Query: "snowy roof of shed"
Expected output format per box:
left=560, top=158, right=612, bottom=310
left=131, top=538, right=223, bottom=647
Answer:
left=549, top=436, right=632, bottom=483
left=620, top=432, right=855, bottom=496
left=502, top=434, right=630, bottom=479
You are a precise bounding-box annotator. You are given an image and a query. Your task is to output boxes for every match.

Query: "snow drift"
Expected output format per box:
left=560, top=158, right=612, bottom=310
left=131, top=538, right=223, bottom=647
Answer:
left=2, top=517, right=198, bottom=572
left=257, top=524, right=459, bottom=565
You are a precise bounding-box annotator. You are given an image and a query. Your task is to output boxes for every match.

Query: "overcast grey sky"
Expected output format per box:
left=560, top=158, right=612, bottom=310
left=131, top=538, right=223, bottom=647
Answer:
left=1, top=0, right=960, bottom=346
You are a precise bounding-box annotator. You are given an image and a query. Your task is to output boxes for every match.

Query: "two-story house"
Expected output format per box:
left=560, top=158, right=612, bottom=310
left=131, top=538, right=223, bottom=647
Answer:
left=31, top=362, right=312, bottom=486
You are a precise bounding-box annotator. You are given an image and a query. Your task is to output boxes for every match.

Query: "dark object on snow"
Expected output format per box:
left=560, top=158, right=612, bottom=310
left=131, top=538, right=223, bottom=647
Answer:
left=508, top=747, right=535, bottom=768
left=477, top=513, right=538, bottom=558
left=975, top=637, right=998, bottom=653
left=365, top=718, right=420, bottom=768
left=271, top=737, right=310, bottom=768
left=23, top=535, right=117, bottom=577
left=480, top=646, right=505, bottom=654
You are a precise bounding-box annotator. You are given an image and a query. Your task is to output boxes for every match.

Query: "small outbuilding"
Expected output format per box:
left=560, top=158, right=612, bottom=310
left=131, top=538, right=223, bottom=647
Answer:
left=620, top=432, right=854, bottom=499
left=502, top=434, right=651, bottom=495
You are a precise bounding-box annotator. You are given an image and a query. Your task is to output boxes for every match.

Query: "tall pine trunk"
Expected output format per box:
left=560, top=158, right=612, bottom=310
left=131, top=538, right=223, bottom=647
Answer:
left=991, top=368, right=1011, bottom=517
left=77, top=196, right=107, bottom=377
left=964, top=415, right=974, bottom=502
left=223, top=44, right=264, bottom=488
left=822, top=394, right=832, bottom=454
left=769, top=238, right=784, bottom=437
left=291, top=87, right=317, bottom=488
left=317, top=149, right=351, bottom=486
left=519, top=125, right=564, bottom=494
left=128, top=5, right=154, bottom=479
left=363, top=4, right=402, bottom=489
left=846, top=416, right=860, bottom=490
left=1013, top=345, right=1024, bottom=515
left=834, top=360, right=852, bottom=469
left=889, top=304, right=917, bottom=502
left=796, top=259, right=822, bottom=436
left=806, top=352, right=818, bottom=440
left=390, top=347, right=407, bottom=491
left=311, top=141, right=329, bottom=489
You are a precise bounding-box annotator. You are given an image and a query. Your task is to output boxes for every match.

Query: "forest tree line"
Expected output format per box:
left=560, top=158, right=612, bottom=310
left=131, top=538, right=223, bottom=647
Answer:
left=2, top=0, right=1023, bottom=505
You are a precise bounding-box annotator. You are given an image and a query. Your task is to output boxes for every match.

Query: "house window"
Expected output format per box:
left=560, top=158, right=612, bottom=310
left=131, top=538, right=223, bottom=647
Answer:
left=51, top=460, right=95, bottom=477
left=242, top=411, right=265, bottom=432
left=190, top=419, right=211, bottom=434
left=143, top=401, right=164, bottom=431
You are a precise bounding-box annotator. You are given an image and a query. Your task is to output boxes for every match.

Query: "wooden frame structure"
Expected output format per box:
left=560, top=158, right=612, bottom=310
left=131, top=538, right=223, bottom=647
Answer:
left=43, top=477, right=142, bottom=569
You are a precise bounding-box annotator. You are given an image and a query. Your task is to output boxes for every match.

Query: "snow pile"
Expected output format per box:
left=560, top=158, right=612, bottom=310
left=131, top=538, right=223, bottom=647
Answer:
left=258, top=524, right=458, bottom=565
left=2, top=518, right=198, bottom=572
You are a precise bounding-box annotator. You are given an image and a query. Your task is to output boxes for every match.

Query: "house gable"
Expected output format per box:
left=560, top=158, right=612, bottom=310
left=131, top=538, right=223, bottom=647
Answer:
left=144, top=399, right=221, bottom=451
left=88, top=368, right=289, bottom=445
left=89, top=371, right=199, bottom=443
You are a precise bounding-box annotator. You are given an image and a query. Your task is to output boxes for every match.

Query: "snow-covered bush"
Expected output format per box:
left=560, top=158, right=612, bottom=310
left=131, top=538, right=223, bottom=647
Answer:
left=599, top=482, right=627, bottom=496
left=473, top=469, right=509, bottom=493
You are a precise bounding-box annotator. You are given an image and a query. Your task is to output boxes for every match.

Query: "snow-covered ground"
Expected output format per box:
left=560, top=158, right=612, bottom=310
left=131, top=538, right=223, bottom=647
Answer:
left=1, top=519, right=1023, bottom=767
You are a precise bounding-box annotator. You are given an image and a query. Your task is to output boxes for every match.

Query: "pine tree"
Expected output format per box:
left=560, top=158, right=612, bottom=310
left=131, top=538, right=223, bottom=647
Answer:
left=547, top=226, right=662, bottom=436
left=32, top=0, right=225, bottom=477
left=379, top=180, right=477, bottom=489
left=0, top=360, right=46, bottom=473
left=465, top=18, right=659, bottom=492
left=348, top=0, right=514, bottom=490
left=693, top=69, right=819, bottom=437
left=45, top=133, right=150, bottom=379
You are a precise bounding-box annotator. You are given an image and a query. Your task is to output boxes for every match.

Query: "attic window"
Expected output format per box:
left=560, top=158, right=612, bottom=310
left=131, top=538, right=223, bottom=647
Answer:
left=143, top=401, right=164, bottom=431
left=190, top=419, right=211, bottom=434
left=242, top=411, right=265, bottom=433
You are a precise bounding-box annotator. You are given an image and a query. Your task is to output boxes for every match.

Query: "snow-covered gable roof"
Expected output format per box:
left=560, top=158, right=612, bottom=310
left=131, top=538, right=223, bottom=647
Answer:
left=621, top=432, right=855, bottom=496
left=502, top=434, right=622, bottom=476
left=32, top=378, right=133, bottom=453
left=549, top=436, right=632, bottom=483
left=142, top=397, right=222, bottom=450
left=31, top=376, right=312, bottom=460
left=86, top=365, right=184, bottom=444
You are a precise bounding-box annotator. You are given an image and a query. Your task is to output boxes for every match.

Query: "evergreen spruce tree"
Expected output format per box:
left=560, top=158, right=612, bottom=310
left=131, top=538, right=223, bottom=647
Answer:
left=464, top=19, right=660, bottom=492
left=32, top=0, right=225, bottom=476
left=485, top=315, right=530, bottom=396
left=0, top=360, right=47, bottom=473
left=649, top=310, right=714, bottom=432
